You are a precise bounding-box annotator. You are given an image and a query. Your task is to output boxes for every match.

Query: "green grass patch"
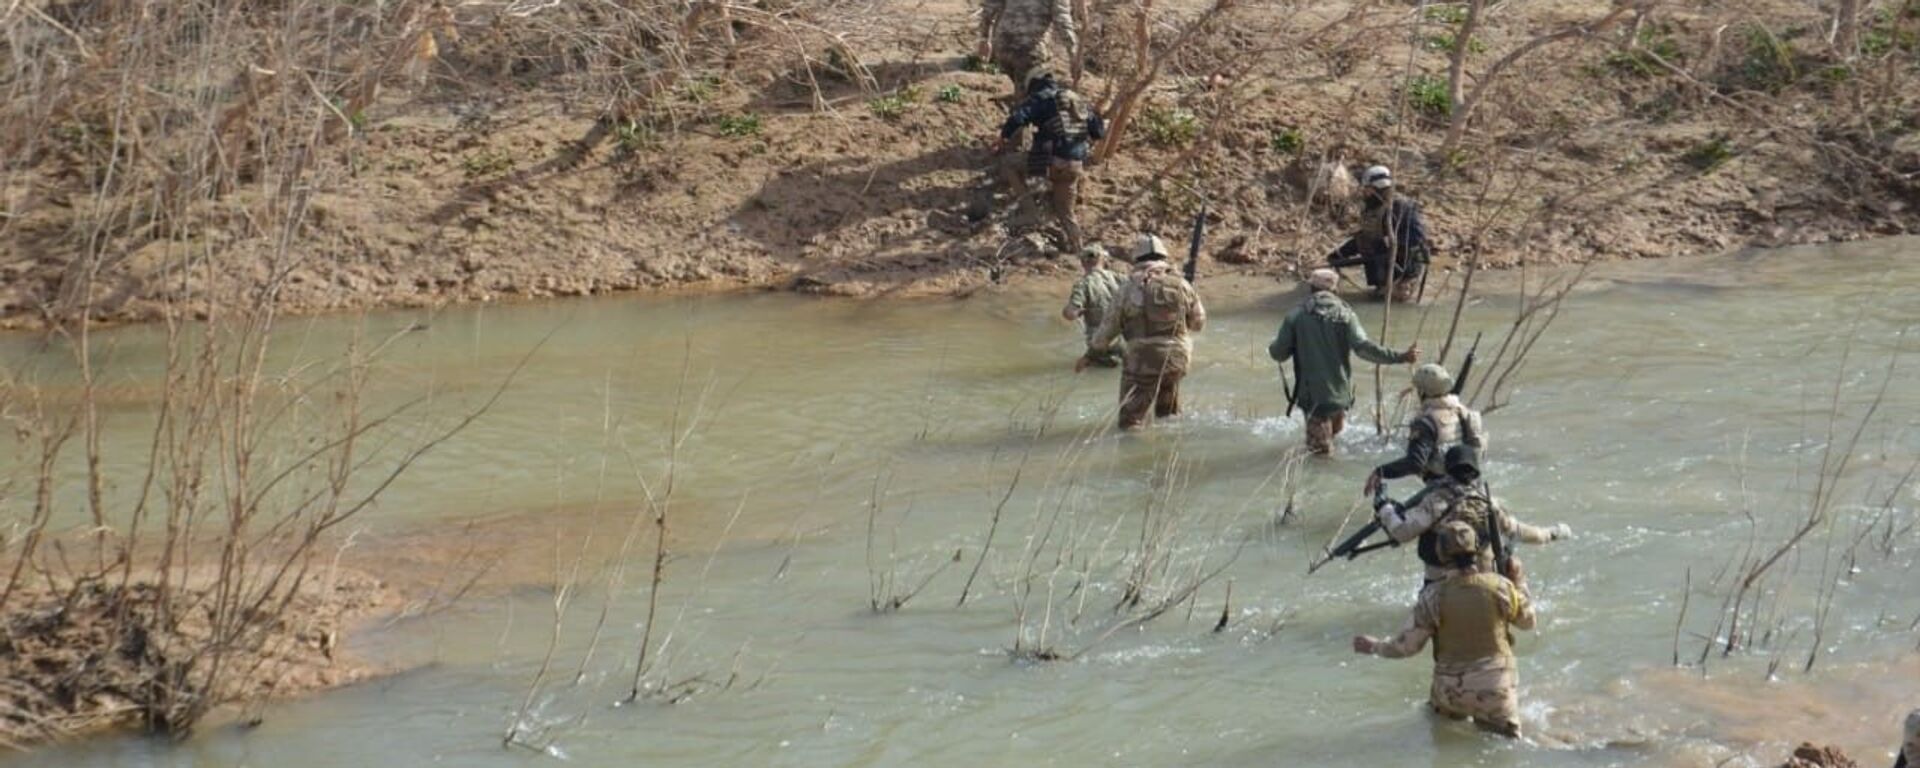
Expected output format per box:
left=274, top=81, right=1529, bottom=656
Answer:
left=461, top=149, right=516, bottom=178
left=1269, top=127, right=1303, bottom=154
left=1603, top=26, right=1684, bottom=78
left=1404, top=74, right=1452, bottom=118
left=1682, top=135, right=1733, bottom=172
left=936, top=84, right=964, bottom=103
left=1424, top=5, right=1470, bottom=25
left=1425, top=32, right=1486, bottom=54
left=716, top=113, right=763, bottom=138
left=962, top=54, right=1002, bottom=75
left=1139, top=106, right=1200, bottom=147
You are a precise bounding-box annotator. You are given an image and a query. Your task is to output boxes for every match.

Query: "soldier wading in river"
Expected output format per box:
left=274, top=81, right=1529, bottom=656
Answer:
left=1062, top=243, right=1124, bottom=367
left=1366, top=363, right=1486, bottom=495
left=1373, top=445, right=1571, bottom=591
left=1268, top=268, right=1418, bottom=455
left=1352, top=520, right=1536, bottom=738
left=991, top=66, right=1103, bottom=254
left=1079, top=234, right=1204, bottom=430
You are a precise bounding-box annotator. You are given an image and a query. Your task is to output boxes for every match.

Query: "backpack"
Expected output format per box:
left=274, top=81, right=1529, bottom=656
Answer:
left=1416, top=486, right=1498, bottom=568
left=1047, top=89, right=1095, bottom=144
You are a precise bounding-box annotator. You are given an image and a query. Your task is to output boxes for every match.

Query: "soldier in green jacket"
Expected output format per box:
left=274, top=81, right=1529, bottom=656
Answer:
left=1268, top=268, right=1418, bottom=454
left=1062, top=243, right=1123, bottom=367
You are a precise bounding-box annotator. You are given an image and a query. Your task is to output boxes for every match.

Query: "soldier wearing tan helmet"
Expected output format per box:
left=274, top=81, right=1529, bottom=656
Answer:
left=1062, top=242, right=1124, bottom=367
left=1078, top=234, right=1205, bottom=429
left=1352, top=519, right=1535, bottom=738
left=1366, top=362, right=1487, bottom=494
left=1372, top=445, right=1571, bottom=589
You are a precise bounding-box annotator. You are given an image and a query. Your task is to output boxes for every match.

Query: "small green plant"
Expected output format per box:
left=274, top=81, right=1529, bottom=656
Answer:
left=1861, top=10, right=1920, bottom=57
left=936, top=84, right=964, bottom=103
left=1269, top=126, right=1304, bottom=154
left=461, top=149, right=516, bottom=178
left=1424, top=5, right=1470, bottom=25
left=1603, top=27, right=1684, bottom=78
left=962, top=54, right=1002, bottom=75
left=1738, top=25, right=1798, bottom=92
left=682, top=75, right=724, bottom=104
left=1404, top=74, right=1452, bottom=117
left=716, top=113, right=763, bottom=138
left=1140, top=106, right=1200, bottom=147
left=868, top=92, right=912, bottom=121
left=1681, top=135, right=1732, bottom=172
left=1425, top=32, right=1485, bottom=54
left=1820, top=64, right=1854, bottom=84
left=614, top=119, right=658, bottom=152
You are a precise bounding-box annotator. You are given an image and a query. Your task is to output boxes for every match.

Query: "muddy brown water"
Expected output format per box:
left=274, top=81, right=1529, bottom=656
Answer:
left=4, top=239, right=1918, bottom=767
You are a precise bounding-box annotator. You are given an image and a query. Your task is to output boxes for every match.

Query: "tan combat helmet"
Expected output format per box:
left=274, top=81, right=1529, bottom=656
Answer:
left=1131, top=234, right=1170, bottom=263
left=1434, top=520, right=1479, bottom=564
left=1412, top=364, right=1454, bottom=398
left=1079, top=243, right=1106, bottom=263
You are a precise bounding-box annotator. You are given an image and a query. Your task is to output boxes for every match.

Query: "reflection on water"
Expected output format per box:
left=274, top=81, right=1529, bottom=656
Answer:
left=4, top=237, right=1919, bottom=767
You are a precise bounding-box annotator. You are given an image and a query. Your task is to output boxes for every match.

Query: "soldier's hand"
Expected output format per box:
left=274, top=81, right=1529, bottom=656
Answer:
left=1363, top=470, right=1382, bottom=497
left=1351, top=635, right=1377, bottom=655
left=1404, top=343, right=1421, bottom=364
left=1550, top=523, right=1573, bottom=541
left=1073, top=355, right=1091, bottom=374
left=1502, top=556, right=1525, bottom=586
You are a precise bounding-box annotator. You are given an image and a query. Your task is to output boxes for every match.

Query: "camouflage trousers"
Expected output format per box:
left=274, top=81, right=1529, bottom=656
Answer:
left=1119, top=367, right=1183, bottom=430
left=1306, top=410, right=1347, bottom=455
left=1004, top=153, right=1083, bottom=254
left=1429, top=661, right=1521, bottom=738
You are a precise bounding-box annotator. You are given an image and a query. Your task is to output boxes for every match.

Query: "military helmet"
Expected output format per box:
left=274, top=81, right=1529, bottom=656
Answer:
left=1131, top=234, right=1170, bottom=262
left=1412, top=364, right=1454, bottom=398
left=1361, top=165, right=1394, bottom=189
left=1433, top=520, right=1479, bottom=564
left=1444, top=444, right=1481, bottom=483
left=1079, top=243, right=1106, bottom=261
left=1024, top=65, right=1055, bottom=88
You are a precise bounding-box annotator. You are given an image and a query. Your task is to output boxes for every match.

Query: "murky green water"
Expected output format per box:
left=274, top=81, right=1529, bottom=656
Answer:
left=5, top=239, right=1918, bottom=767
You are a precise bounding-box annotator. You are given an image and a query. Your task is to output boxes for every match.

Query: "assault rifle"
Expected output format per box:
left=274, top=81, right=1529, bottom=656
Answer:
left=1183, top=205, right=1206, bottom=284
left=1484, top=481, right=1510, bottom=578
left=1306, top=483, right=1404, bottom=573
left=1451, top=332, right=1483, bottom=397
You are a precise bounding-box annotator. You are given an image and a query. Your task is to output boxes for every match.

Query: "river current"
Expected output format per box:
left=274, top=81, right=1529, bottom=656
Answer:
left=5, top=239, right=1918, bottom=767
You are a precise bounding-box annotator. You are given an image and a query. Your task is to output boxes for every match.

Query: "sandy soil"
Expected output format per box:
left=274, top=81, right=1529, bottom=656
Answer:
left=1, top=0, right=1915, bottom=328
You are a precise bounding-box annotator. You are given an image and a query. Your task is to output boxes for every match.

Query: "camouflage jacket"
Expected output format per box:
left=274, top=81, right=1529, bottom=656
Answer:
left=1089, top=260, right=1206, bottom=376
left=981, top=0, right=1077, bottom=59
left=1065, top=267, right=1123, bottom=338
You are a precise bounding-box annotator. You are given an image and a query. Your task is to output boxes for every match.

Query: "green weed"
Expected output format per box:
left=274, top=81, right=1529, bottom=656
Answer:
left=682, top=75, right=724, bottom=104
left=1681, top=135, right=1732, bottom=172
left=1404, top=74, right=1452, bottom=118
left=963, top=54, right=1002, bottom=75
left=868, top=93, right=912, bottom=121
left=1140, top=106, right=1200, bottom=147
left=1424, top=5, right=1469, bottom=25
left=1425, top=32, right=1486, bottom=54
left=1603, top=26, right=1684, bottom=78
left=1269, top=127, right=1304, bottom=154
left=614, top=119, right=658, bottom=152
left=936, top=84, right=964, bottom=103
left=716, top=113, right=763, bottom=138
left=461, top=149, right=516, bottom=178
left=1738, top=25, right=1798, bottom=92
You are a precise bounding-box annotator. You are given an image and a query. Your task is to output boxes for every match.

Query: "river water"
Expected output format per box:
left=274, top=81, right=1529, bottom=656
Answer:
left=6, top=239, right=1919, bottom=767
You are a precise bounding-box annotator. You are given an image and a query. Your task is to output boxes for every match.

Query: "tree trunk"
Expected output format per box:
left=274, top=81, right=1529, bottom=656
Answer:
left=1446, top=0, right=1486, bottom=116
left=1833, top=0, right=1862, bottom=60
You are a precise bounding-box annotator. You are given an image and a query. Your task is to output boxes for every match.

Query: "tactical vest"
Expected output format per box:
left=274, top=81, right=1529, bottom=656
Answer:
left=1356, top=198, right=1391, bottom=256
left=1415, top=399, right=1478, bottom=479
left=1081, top=269, right=1121, bottom=328
left=1416, top=484, right=1498, bottom=569
left=1045, top=88, right=1091, bottom=145
left=1122, top=271, right=1188, bottom=341
left=1432, top=572, right=1516, bottom=665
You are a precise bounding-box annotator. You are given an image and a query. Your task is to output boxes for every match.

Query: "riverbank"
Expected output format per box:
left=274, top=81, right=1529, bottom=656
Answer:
left=2, top=0, right=1915, bottom=329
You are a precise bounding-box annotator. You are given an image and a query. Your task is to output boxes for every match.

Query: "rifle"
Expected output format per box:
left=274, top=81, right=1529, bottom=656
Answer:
left=1484, top=481, right=1510, bottom=578
left=1279, top=364, right=1296, bottom=418
left=1450, top=332, right=1483, bottom=397
left=1307, top=484, right=1401, bottom=573
left=1183, top=205, right=1206, bottom=283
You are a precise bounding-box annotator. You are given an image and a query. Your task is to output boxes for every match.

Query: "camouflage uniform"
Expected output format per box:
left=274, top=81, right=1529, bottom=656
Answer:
left=1268, top=287, right=1412, bottom=454
left=1065, top=264, right=1124, bottom=366
left=1376, top=479, right=1562, bottom=585
left=979, top=0, right=1077, bottom=97
left=1375, top=393, right=1487, bottom=483
left=1089, top=259, right=1205, bottom=430
left=1367, top=568, right=1536, bottom=737
left=1328, top=191, right=1429, bottom=303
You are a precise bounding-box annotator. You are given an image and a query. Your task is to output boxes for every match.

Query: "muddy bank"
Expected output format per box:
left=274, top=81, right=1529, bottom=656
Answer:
left=0, top=572, right=394, bottom=747
left=2, top=0, right=1915, bottom=329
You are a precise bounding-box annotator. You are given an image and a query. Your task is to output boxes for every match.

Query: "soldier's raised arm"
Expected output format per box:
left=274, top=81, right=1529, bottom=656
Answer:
left=1497, top=500, right=1571, bottom=544
left=1185, top=283, right=1206, bottom=333
left=1347, top=317, right=1411, bottom=366
left=1357, top=592, right=1439, bottom=658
